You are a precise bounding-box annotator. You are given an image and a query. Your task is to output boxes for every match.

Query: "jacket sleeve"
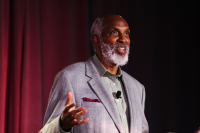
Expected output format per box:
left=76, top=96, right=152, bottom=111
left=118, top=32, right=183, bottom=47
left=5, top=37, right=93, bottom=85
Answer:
left=141, top=85, right=149, bottom=133
left=39, top=71, right=75, bottom=133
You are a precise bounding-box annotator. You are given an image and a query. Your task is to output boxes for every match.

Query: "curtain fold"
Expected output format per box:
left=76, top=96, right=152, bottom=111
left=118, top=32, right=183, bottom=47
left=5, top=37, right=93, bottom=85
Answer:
left=0, top=0, right=10, bottom=132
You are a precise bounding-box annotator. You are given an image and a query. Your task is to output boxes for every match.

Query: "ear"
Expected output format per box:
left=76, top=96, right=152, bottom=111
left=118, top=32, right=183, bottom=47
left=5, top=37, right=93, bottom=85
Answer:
left=93, top=35, right=100, bottom=48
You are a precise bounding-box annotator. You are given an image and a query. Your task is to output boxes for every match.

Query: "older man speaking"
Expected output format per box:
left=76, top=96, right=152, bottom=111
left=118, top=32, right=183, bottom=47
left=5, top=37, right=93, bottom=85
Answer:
left=39, top=15, right=149, bottom=133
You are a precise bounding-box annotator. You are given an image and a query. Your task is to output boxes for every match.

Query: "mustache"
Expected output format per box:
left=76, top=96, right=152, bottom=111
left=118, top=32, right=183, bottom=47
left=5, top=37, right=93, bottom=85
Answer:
left=112, top=43, right=129, bottom=51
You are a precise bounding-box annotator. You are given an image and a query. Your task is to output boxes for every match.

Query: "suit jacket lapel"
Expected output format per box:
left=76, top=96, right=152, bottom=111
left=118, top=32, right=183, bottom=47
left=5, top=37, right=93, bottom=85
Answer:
left=121, top=75, right=135, bottom=133
left=85, top=58, right=125, bottom=133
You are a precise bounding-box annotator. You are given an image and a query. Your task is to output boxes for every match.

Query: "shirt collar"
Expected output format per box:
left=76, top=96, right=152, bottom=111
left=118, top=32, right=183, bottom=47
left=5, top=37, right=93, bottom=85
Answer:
left=92, top=54, right=122, bottom=77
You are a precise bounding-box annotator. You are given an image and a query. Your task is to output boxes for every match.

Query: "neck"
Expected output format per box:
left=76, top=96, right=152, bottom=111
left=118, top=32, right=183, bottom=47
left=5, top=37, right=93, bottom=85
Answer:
left=104, top=63, right=118, bottom=75
left=96, top=51, right=119, bottom=75
left=98, top=56, right=119, bottom=75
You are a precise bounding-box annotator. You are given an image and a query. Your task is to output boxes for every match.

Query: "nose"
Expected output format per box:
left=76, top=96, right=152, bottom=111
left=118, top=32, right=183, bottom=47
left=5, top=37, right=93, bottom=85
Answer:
left=117, top=34, right=126, bottom=44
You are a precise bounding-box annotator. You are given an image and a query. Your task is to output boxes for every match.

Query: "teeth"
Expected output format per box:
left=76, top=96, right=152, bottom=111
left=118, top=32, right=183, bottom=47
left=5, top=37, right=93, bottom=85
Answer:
left=119, top=47, right=125, bottom=49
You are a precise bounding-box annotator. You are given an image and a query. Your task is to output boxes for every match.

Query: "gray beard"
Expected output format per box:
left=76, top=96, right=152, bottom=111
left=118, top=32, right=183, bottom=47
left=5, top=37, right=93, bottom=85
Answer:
left=100, top=40, right=130, bottom=66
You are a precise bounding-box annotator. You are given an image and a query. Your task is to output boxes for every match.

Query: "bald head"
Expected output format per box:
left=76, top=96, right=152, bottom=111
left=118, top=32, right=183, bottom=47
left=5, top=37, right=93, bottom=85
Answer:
left=103, top=15, right=128, bottom=28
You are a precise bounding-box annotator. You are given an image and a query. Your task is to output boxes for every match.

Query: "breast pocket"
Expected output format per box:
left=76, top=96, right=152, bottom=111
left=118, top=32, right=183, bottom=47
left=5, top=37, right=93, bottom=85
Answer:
left=80, top=101, right=118, bottom=133
left=81, top=101, right=105, bottom=120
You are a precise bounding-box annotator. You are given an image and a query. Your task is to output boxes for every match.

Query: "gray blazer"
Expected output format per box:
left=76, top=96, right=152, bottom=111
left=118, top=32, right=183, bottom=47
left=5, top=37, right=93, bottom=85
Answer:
left=39, top=57, right=149, bottom=133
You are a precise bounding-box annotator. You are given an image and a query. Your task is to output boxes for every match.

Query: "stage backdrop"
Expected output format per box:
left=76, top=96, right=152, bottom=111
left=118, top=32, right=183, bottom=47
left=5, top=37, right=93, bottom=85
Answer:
left=0, top=0, right=199, bottom=133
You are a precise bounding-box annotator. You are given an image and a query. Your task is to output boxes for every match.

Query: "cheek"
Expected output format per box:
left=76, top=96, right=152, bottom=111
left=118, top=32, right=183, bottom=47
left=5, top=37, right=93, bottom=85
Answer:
left=126, top=39, right=130, bottom=45
left=104, top=38, right=117, bottom=45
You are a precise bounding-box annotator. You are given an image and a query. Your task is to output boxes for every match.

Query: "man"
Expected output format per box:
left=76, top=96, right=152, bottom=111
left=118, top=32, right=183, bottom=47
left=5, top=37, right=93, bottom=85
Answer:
left=39, top=15, right=149, bottom=133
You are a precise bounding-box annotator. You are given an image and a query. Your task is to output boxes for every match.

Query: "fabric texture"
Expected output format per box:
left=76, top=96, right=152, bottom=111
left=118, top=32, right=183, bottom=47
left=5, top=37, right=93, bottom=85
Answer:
left=39, top=57, right=149, bottom=133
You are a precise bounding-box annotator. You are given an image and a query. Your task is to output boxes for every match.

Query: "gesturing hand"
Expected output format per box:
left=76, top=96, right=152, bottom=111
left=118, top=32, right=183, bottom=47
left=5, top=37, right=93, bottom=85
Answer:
left=60, top=92, right=89, bottom=131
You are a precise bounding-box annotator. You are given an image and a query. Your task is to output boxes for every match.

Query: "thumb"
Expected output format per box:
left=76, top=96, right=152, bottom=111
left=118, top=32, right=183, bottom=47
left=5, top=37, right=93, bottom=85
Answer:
left=65, top=92, right=73, bottom=106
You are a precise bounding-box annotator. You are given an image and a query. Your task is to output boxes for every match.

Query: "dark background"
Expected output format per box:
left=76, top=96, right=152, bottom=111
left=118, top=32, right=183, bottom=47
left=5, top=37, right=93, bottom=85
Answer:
left=0, top=0, right=199, bottom=133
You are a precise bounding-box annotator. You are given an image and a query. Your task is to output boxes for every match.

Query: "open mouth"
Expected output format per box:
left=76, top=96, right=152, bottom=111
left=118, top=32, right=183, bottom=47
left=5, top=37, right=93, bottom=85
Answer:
left=116, top=45, right=126, bottom=54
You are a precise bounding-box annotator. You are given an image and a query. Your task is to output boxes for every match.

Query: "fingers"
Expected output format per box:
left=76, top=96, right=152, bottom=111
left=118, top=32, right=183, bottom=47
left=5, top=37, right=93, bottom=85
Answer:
left=65, top=92, right=73, bottom=106
left=68, top=107, right=87, bottom=120
left=61, top=92, right=89, bottom=129
left=61, top=106, right=89, bottom=130
left=67, top=107, right=89, bottom=126
left=71, top=118, right=89, bottom=126
left=63, top=106, right=87, bottom=120
left=63, top=102, right=76, bottom=113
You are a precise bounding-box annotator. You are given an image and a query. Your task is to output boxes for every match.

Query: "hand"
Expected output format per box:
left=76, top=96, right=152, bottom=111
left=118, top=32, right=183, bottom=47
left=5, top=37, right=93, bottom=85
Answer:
left=60, top=92, right=89, bottom=131
left=196, top=127, right=200, bottom=133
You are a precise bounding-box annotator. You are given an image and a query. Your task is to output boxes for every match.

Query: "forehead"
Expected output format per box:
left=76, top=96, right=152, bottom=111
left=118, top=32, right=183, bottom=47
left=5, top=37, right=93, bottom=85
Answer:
left=103, top=16, right=129, bottom=31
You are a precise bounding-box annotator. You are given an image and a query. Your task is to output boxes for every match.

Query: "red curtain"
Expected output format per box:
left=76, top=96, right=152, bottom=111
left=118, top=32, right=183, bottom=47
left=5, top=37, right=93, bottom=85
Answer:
left=1, top=0, right=44, bottom=132
left=0, top=0, right=90, bottom=132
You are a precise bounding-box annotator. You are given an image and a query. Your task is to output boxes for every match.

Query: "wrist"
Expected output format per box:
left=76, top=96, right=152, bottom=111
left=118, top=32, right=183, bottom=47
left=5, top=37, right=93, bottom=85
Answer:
left=59, top=115, right=72, bottom=132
